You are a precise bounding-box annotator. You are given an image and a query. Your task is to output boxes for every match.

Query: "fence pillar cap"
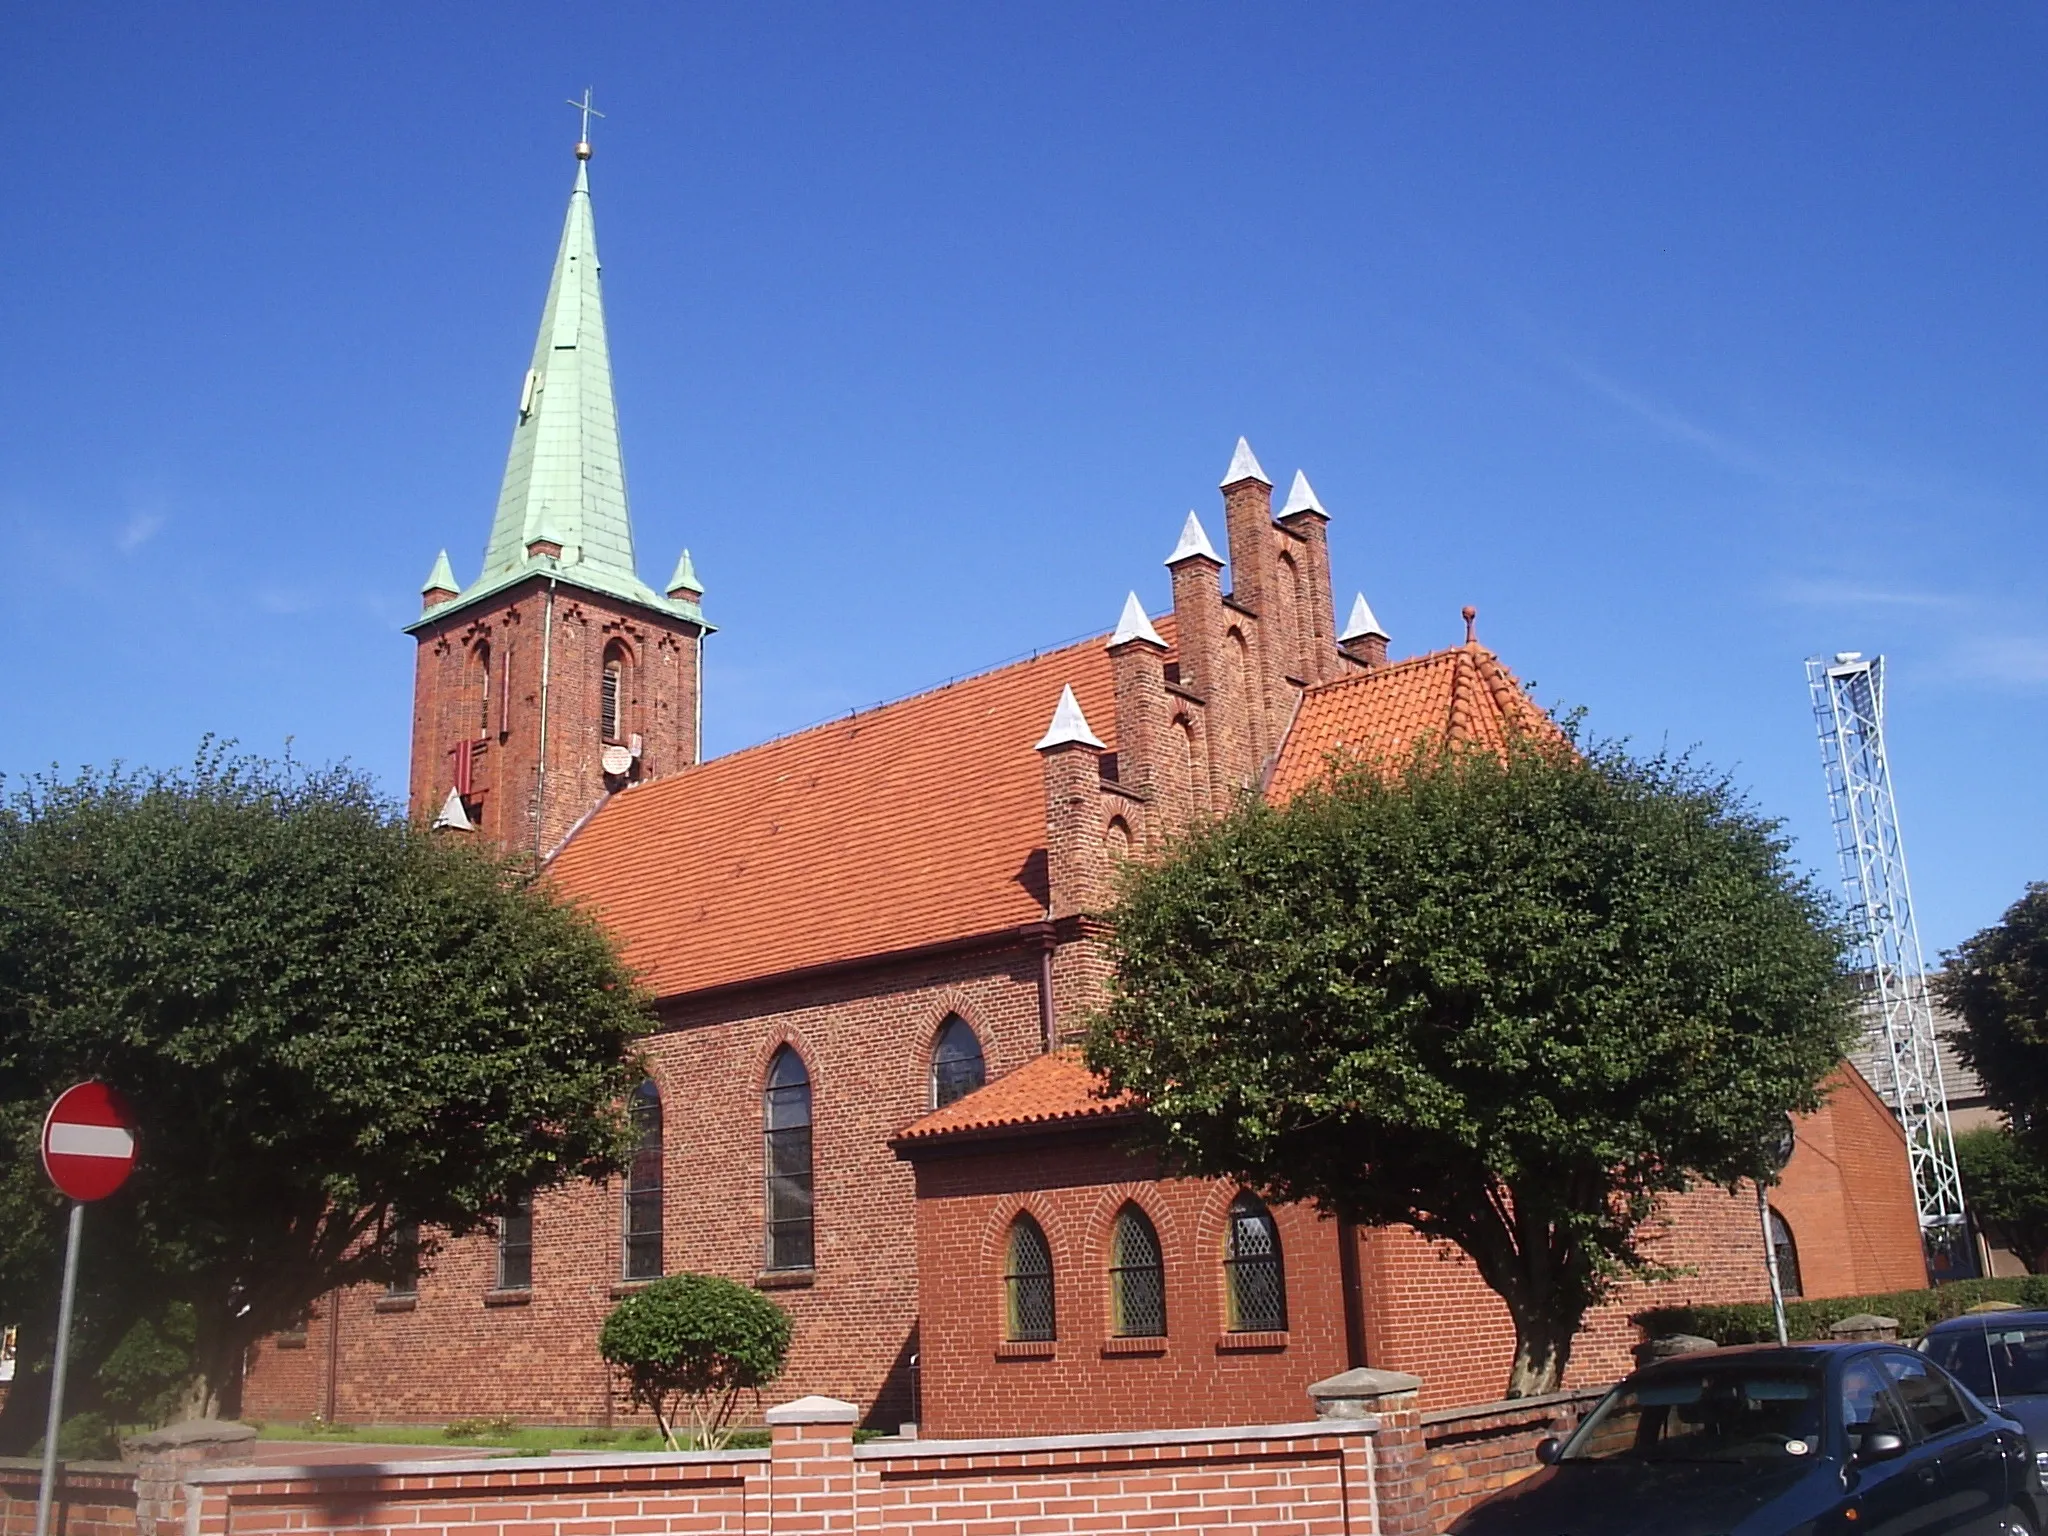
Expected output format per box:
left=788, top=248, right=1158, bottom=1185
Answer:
left=764, top=1395, right=859, bottom=1425
left=1309, top=1367, right=1424, bottom=1418
left=120, top=1420, right=258, bottom=1455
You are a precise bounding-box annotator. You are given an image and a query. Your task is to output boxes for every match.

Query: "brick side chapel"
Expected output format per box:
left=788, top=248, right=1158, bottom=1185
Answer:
left=243, top=145, right=1926, bottom=1434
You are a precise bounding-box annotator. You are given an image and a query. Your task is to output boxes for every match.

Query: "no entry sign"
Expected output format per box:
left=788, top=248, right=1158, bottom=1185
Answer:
left=40, top=1082, right=137, bottom=1202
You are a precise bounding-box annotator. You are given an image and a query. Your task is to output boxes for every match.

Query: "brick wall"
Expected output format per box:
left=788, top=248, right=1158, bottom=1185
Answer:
left=161, top=1401, right=1390, bottom=1536
left=909, top=1133, right=1356, bottom=1439
left=1772, top=1065, right=1927, bottom=1297
left=246, top=943, right=1055, bottom=1430
left=1419, top=1390, right=1602, bottom=1529
left=0, top=1461, right=135, bottom=1536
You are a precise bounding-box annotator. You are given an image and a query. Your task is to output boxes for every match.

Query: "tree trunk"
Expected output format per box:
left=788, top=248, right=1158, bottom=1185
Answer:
left=1505, top=1309, right=1576, bottom=1398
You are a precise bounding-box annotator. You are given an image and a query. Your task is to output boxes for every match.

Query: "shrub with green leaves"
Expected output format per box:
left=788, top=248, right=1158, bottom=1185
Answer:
left=598, top=1275, right=793, bottom=1449
left=1638, top=1276, right=2048, bottom=1345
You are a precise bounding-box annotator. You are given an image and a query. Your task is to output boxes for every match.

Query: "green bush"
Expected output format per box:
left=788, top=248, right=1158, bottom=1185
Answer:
left=96, top=1304, right=198, bottom=1428
left=30, top=1412, right=120, bottom=1462
left=598, top=1275, right=793, bottom=1450
left=1638, top=1275, right=2048, bottom=1345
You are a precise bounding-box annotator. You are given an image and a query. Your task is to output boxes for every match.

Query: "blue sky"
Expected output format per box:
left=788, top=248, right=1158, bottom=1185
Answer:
left=3, top=4, right=2043, bottom=956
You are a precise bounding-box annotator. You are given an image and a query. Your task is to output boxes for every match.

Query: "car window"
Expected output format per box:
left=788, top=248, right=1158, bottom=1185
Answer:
left=1880, top=1351, right=1978, bottom=1439
left=1840, top=1355, right=1913, bottom=1445
left=1563, top=1366, right=1824, bottom=1463
left=1924, top=1323, right=2048, bottom=1400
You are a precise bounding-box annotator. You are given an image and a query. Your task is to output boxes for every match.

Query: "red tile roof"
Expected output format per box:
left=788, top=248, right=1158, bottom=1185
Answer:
left=1267, top=643, right=1554, bottom=801
left=894, top=1048, right=1132, bottom=1145
left=547, top=634, right=1130, bottom=999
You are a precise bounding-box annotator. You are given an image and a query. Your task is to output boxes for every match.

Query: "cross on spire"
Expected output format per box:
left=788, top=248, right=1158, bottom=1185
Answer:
left=567, top=88, right=604, bottom=159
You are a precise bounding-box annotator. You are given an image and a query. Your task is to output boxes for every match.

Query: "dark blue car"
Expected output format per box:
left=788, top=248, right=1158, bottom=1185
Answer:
left=1447, top=1342, right=2036, bottom=1535
left=1924, top=1310, right=2048, bottom=1496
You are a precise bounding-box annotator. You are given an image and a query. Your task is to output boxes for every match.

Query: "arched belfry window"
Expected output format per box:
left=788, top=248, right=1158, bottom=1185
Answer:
left=601, top=642, right=628, bottom=743
left=1004, top=1214, right=1056, bottom=1342
left=1769, top=1207, right=1803, bottom=1298
left=1223, top=1193, right=1287, bottom=1332
left=1109, top=1204, right=1166, bottom=1337
left=931, top=1016, right=986, bottom=1109
left=622, top=1078, right=663, bottom=1281
left=473, top=641, right=492, bottom=737
left=764, top=1047, right=814, bottom=1271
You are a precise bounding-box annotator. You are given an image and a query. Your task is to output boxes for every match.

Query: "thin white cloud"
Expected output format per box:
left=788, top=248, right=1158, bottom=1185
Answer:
left=1561, top=358, right=1774, bottom=478
left=116, top=511, right=165, bottom=553
left=1770, top=578, right=1970, bottom=612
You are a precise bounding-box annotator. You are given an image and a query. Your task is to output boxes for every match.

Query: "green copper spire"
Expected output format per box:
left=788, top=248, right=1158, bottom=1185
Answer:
left=482, top=158, right=649, bottom=591
left=412, top=152, right=708, bottom=633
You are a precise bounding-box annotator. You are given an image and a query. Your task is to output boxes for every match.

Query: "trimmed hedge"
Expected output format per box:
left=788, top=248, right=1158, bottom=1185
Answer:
left=1638, top=1275, right=2048, bottom=1345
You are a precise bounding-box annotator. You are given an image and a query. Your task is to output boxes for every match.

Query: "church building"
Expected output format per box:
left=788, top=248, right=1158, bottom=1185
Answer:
left=242, top=142, right=1926, bottom=1435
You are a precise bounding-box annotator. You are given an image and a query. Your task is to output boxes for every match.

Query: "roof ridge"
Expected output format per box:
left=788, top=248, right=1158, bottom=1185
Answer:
left=1296, top=643, right=1464, bottom=697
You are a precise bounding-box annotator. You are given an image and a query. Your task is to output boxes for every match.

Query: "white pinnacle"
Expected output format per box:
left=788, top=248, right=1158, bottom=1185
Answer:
left=1339, top=593, right=1389, bottom=642
left=1220, top=436, right=1271, bottom=488
left=1279, top=470, right=1326, bottom=518
left=1165, top=510, right=1222, bottom=566
left=1106, top=591, right=1165, bottom=649
left=432, top=787, right=477, bottom=832
left=1034, top=684, right=1106, bottom=751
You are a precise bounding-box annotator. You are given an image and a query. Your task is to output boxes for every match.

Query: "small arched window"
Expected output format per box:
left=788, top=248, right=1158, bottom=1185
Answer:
left=1769, top=1207, right=1803, bottom=1298
left=601, top=643, right=628, bottom=742
left=1004, top=1215, right=1056, bottom=1342
left=473, top=641, right=492, bottom=737
left=622, top=1079, right=663, bottom=1281
left=764, top=1047, right=814, bottom=1271
left=1105, top=817, right=1132, bottom=861
left=1223, top=1193, right=1287, bottom=1332
left=1109, top=1205, right=1166, bottom=1337
left=931, top=1016, right=986, bottom=1109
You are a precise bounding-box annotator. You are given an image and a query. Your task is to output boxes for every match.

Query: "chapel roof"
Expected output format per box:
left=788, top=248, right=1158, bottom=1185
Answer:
left=894, top=1048, right=1134, bottom=1147
left=1266, top=640, right=1554, bottom=800
left=545, top=631, right=1129, bottom=999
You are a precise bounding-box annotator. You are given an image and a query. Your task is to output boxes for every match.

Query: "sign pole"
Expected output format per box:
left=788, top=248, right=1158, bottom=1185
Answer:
left=34, top=1201, right=86, bottom=1536
left=1757, top=1183, right=1790, bottom=1347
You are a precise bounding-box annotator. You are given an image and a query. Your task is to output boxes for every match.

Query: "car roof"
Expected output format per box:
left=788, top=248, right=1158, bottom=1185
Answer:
left=1925, top=1310, right=2048, bottom=1334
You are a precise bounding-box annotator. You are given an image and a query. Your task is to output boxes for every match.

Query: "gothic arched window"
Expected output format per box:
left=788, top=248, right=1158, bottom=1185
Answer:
left=930, top=1016, right=986, bottom=1110
left=1109, top=1204, right=1166, bottom=1337
left=473, top=641, right=492, bottom=737
left=764, top=1047, right=814, bottom=1271
left=1004, top=1214, right=1056, bottom=1342
left=1769, top=1207, right=1803, bottom=1298
left=1223, top=1192, right=1287, bottom=1332
left=622, top=1078, right=663, bottom=1281
left=600, top=642, right=629, bottom=743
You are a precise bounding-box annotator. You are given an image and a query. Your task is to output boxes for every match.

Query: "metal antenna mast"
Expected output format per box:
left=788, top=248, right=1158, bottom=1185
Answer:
left=1807, top=651, right=1968, bottom=1275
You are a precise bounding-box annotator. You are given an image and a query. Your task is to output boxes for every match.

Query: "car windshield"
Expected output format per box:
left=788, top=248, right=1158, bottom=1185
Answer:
left=1925, top=1324, right=2048, bottom=1399
left=1562, top=1365, right=1826, bottom=1464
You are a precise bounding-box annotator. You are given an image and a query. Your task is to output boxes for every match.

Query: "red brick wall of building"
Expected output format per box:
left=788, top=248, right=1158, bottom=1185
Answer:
left=245, top=942, right=1055, bottom=1430
left=909, top=1134, right=1356, bottom=1439
left=1772, top=1065, right=1927, bottom=1297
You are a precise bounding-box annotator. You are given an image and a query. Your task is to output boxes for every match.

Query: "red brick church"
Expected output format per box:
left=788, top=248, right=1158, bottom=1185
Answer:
left=244, top=146, right=1924, bottom=1435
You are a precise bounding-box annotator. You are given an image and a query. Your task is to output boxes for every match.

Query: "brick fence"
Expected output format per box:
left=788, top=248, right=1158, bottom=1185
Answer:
left=0, top=1376, right=1599, bottom=1536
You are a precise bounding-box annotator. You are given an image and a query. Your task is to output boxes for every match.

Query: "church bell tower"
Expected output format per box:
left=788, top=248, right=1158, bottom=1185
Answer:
left=406, top=128, right=709, bottom=857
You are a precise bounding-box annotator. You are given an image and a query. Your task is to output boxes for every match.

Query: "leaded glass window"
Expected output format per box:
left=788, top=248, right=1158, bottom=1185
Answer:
left=387, top=1222, right=420, bottom=1298
left=931, top=1016, right=986, bottom=1109
left=1109, top=1205, right=1165, bottom=1337
left=765, top=1047, right=814, bottom=1271
left=1224, top=1193, right=1286, bottom=1332
left=622, top=1078, right=663, bottom=1281
left=1769, top=1208, right=1803, bottom=1299
left=498, top=1195, right=534, bottom=1291
left=1004, top=1215, right=1055, bottom=1342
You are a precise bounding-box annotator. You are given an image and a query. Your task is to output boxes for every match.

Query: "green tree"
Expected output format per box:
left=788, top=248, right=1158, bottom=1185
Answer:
left=1936, top=885, right=2048, bottom=1141
left=0, top=751, right=651, bottom=1438
left=1952, top=1126, right=2048, bottom=1270
left=1086, top=735, right=1852, bottom=1397
left=599, top=1275, right=793, bottom=1449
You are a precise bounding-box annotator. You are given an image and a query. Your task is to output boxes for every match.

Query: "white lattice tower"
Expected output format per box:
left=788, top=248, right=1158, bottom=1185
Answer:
left=1807, top=653, right=1967, bottom=1254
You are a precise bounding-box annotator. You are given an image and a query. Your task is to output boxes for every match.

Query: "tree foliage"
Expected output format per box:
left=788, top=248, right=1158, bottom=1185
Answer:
left=1953, top=1126, right=2048, bottom=1270
left=1086, top=734, right=1852, bottom=1397
left=0, top=750, right=651, bottom=1435
left=599, top=1275, right=793, bottom=1449
left=1936, top=885, right=2048, bottom=1145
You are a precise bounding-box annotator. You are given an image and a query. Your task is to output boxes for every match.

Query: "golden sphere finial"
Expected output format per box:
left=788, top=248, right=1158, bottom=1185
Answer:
left=575, top=140, right=593, bottom=161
